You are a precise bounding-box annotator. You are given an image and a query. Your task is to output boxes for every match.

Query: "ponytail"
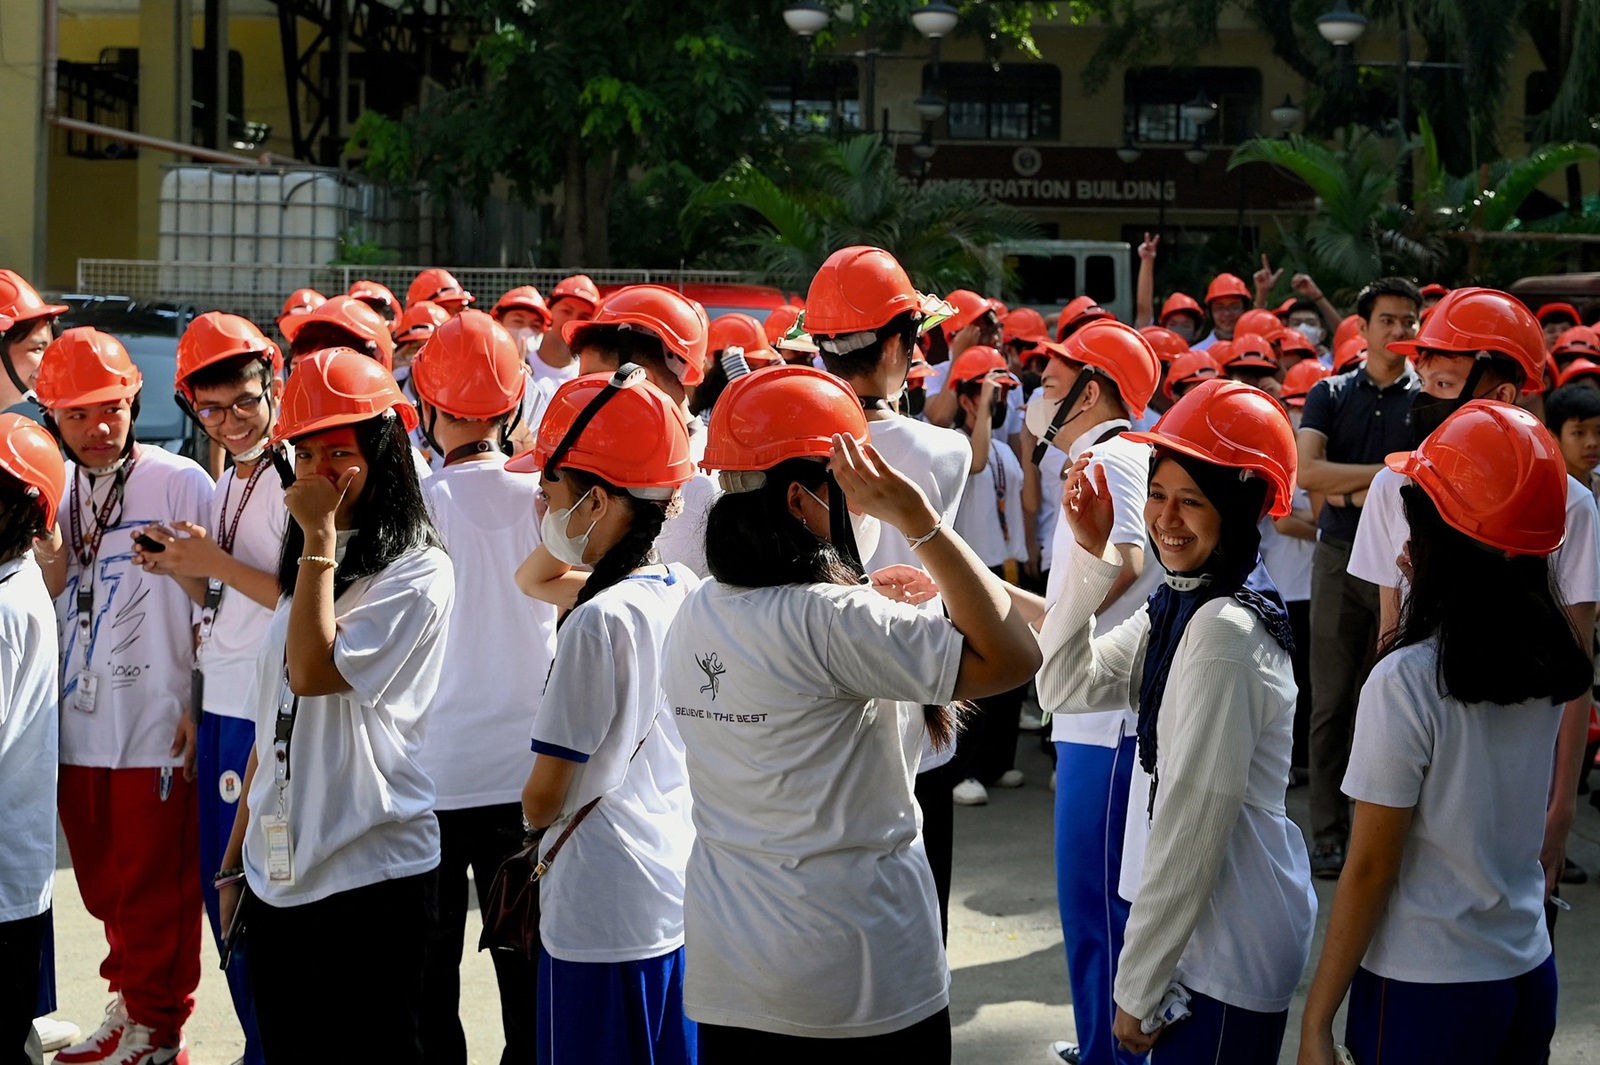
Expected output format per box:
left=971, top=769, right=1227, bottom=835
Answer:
left=558, top=470, right=671, bottom=626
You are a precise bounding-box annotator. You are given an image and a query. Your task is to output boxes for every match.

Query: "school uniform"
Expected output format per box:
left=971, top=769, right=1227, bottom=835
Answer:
left=194, top=461, right=286, bottom=1065
left=1035, top=442, right=1068, bottom=587
left=1258, top=487, right=1315, bottom=771
left=656, top=419, right=716, bottom=577
left=240, top=542, right=454, bottom=1064
left=419, top=458, right=556, bottom=1065
left=1038, top=420, right=1160, bottom=1065
left=662, top=578, right=963, bottom=1053
left=530, top=566, right=700, bottom=1065
left=0, top=556, right=59, bottom=1055
left=1038, top=542, right=1316, bottom=1062
left=1341, top=638, right=1561, bottom=1062
left=55, top=445, right=213, bottom=1049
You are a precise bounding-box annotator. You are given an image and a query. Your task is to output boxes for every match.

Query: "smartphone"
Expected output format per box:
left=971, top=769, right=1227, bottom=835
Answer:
left=220, top=888, right=248, bottom=970
left=270, top=446, right=296, bottom=490
left=134, top=533, right=166, bottom=553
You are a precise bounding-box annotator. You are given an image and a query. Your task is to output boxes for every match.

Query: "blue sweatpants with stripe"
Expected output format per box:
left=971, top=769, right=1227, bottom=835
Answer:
left=1345, top=954, right=1557, bottom=1065
left=1055, top=737, right=1145, bottom=1065
left=1150, top=990, right=1286, bottom=1063
left=537, top=946, right=695, bottom=1065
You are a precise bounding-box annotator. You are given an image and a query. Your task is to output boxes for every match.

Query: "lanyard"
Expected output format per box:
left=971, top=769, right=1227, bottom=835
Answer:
left=198, top=458, right=270, bottom=644
left=271, top=664, right=299, bottom=814
left=443, top=439, right=499, bottom=466
left=992, top=449, right=1009, bottom=542
left=69, top=451, right=138, bottom=660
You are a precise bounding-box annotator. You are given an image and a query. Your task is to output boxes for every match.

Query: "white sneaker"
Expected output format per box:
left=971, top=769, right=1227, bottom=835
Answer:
left=952, top=778, right=989, bottom=805
left=34, top=1017, right=82, bottom=1054
left=995, top=769, right=1025, bottom=788
left=103, top=1023, right=186, bottom=1065
left=1047, top=1040, right=1082, bottom=1063
left=54, top=996, right=126, bottom=1063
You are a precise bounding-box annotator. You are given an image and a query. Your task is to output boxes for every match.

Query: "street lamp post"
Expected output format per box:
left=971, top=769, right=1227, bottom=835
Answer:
left=782, top=2, right=957, bottom=135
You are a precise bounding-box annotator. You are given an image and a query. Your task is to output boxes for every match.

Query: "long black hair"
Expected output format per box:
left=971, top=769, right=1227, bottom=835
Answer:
left=1384, top=483, right=1591, bottom=706
left=550, top=467, right=671, bottom=626
left=703, top=456, right=965, bottom=748
left=276, top=412, right=441, bottom=598
left=0, top=470, right=48, bottom=566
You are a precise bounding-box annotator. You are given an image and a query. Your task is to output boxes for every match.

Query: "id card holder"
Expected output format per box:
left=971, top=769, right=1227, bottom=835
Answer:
left=71, top=671, right=99, bottom=714
left=190, top=668, right=205, bottom=726
left=261, top=814, right=295, bottom=884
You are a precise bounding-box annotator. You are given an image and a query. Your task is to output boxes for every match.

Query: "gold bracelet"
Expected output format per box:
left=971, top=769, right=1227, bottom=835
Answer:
left=297, top=555, right=337, bottom=568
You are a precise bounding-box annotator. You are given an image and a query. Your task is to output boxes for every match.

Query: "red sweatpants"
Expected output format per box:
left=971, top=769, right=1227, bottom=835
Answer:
left=58, top=765, right=203, bottom=1046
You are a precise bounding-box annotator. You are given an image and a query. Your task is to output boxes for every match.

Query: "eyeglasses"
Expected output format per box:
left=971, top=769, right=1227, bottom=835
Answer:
left=195, top=391, right=269, bottom=425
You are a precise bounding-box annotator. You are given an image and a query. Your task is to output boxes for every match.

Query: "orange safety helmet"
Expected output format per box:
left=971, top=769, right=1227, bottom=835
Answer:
left=1159, top=292, right=1205, bottom=327
left=1125, top=377, right=1298, bottom=519
left=1046, top=319, right=1161, bottom=418
left=1222, top=333, right=1280, bottom=372
left=1273, top=297, right=1298, bottom=319
left=1204, top=273, right=1252, bottom=306
left=1333, top=313, right=1364, bottom=351
left=0, top=413, right=67, bottom=526
left=1276, top=326, right=1316, bottom=359
left=1138, top=325, right=1190, bottom=363
left=762, top=304, right=818, bottom=353
left=701, top=364, right=868, bottom=472
left=565, top=284, right=711, bottom=387
left=708, top=313, right=780, bottom=366
left=393, top=300, right=451, bottom=346
left=508, top=367, right=693, bottom=492
left=1551, top=325, right=1600, bottom=363
left=1002, top=307, right=1050, bottom=346
left=1164, top=349, right=1221, bottom=400
left=1386, top=400, right=1567, bottom=556
left=278, top=288, right=325, bottom=324
left=1055, top=295, right=1113, bottom=341
left=271, top=347, right=417, bottom=445
left=280, top=295, right=396, bottom=369
left=1234, top=308, right=1285, bottom=341
left=946, top=345, right=1022, bottom=389
left=548, top=274, right=602, bottom=312
left=1280, top=359, right=1331, bottom=406
left=406, top=267, right=474, bottom=310
left=410, top=309, right=526, bottom=420
left=0, top=270, right=68, bottom=327
left=942, top=289, right=1003, bottom=339
left=1333, top=337, right=1367, bottom=373
left=35, top=328, right=142, bottom=410
left=175, top=312, right=282, bottom=402
left=348, top=280, right=399, bottom=321
left=1557, top=358, right=1600, bottom=389
left=491, top=286, right=553, bottom=331
left=1206, top=340, right=1235, bottom=367
left=1419, top=283, right=1451, bottom=300
left=1388, top=287, right=1544, bottom=394
left=906, top=357, right=937, bottom=383
left=1537, top=302, right=1582, bottom=327
left=804, top=246, right=953, bottom=339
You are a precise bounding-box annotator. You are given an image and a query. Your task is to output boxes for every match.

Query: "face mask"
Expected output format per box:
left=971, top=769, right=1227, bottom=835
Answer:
left=802, top=486, right=882, bottom=561
left=540, top=487, right=597, bottom=565
left=1407, top=391, right=1460, bottom=446
left=1025, top=390, right=1065, bottom=447
left=1295, top=322, right=1325, bottom=346
left=508, top=326, right=542, bottom=356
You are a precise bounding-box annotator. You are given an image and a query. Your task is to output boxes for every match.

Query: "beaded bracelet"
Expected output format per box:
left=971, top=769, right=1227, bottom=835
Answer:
left=297, top=555, right=337, bottom=568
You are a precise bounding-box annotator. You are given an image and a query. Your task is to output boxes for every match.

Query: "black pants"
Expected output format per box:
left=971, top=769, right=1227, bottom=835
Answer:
left=699, top=1006, right=950, bottom=1064
left=1308, top=538, right=1380, bottom=843
left=248, top=869, right=438, bottom=1065
left=957, top=684, right=1026, bottom=785
left=421, top=804, right=537, bottom=1065
left=914, top=759, right=957, bottom=943
left=1287, top=598, right=1312, bottom=772
left=0, top=911, right=45, bottom=1065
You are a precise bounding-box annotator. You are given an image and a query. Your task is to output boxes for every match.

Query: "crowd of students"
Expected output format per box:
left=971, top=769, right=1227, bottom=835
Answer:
left=0, top=247, right=1590, bottom=1065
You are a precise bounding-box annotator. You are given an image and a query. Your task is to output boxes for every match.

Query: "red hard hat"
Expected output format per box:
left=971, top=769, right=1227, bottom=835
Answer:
left=1055, top=295, right=1114, bottom=341
left=1333, top=314, right=1364, bottom=350
left=942, top=290, right=1003, bottom=339
left=1207, top=340, right=1235, bottom=367
left=1204, top=273, right=1252, bottom=306
left=1138, top=325, right=1190, bottom=363
left=708, top=313, right=780, bottom=366
left=1386, top=400, right=1566, bottom=556
left=35, top=328, right=142, bottom=410
left=175, top=312, right=282, bottom=401
left=1420, top=283, right=1451, bottom=299
left=1125, top=377, right=1298, bottom=519
left=1047, top=319, right=1161, bottom=418
left=280, top=295, right=396, bottom=369
left=509, top=369, right=693, bottom=490
left=1223, top=333, right=1280, bottom=372
left=271, top=347, right=417, bottom=445
left=1280, top=359, right=1331, bottom=405
left=1159, top=292, right=1204, bottom=326
left=1276, top=326, right=1316, bottom=358
left=393, top=300, right=451, bottom=345
left=410, top=310, right=526, bottom=419
left=566, top=284, right=711, bottom=386
left=947, top=346, right=1022, bottom=389
left=1551, top=325, right=1600, bottom=362
left=702, top=364, right=868, bottom=472
left=1273, top=297, right=1298, bottom=319
left=1537, top=302, right=1582, bottom=326
left=804, top=246, right=953, bottom=338
left=491, top=286, right=553, bottom=331
left=0, top=413, right=67, bottom=526
left=1388, top=287, right=1544, bottom=394
left=1003, top=307, right=1050, bottom=346
left=1333, top=336, right=1367, bottom=373
left=348, top=280, right=399, bottom=319
left=278, top=288, right=325, bottom=323
left=1234, top=308, right=1285, bottom=341
left=406, top=268, right=474, bottom=310
left=906, top=357, right=936, bottom=383
left=548, top=274, right=601, bottom=312
left=1164, top=349, right=1221, bottom=400
left=0, top=270, right=68, bottom=327
left=1557, top=358, right=1600, bottom=389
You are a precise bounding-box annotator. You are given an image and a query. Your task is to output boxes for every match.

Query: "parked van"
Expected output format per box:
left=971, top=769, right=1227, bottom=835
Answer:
left=984, top=240, right=1133, bottom=323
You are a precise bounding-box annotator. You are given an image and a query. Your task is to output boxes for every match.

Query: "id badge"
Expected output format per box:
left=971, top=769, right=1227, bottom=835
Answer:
left=261, top=814, right=295, bottom=884
left=71, top=671, right=99, bottom=714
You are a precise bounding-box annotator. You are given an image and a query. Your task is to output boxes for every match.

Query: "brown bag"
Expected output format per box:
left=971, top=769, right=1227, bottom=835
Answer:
left=479, top=795, right=601, bottom=958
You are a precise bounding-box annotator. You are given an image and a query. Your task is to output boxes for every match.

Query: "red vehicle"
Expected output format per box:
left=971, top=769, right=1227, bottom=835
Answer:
left=596, top=281, right=798, bottom=323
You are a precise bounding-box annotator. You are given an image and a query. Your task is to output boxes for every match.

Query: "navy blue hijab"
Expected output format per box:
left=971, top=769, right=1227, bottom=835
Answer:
left=1135, top=451, right=1295, bottom=816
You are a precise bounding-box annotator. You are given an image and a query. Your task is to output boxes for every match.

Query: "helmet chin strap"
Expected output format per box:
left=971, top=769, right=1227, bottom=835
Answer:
left=0, top=349, right=34, bottom=408
left=1030, top=368, right=1097, bottom=466
left=826, top=474, right=867, bottom=581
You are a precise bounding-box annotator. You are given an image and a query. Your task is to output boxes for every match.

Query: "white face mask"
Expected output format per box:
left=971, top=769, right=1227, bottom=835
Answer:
left=508, top=326, right=543, bottom=357
left=802, top=486, right=881, bottom=561
left=1024, top=390, right=1067, bottom=450
left=1295, top=322, right=1325, bottom=346
left=540, top=487, right=597, bottom=566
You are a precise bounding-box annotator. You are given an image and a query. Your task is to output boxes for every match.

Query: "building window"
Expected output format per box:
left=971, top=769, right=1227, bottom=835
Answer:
left=766, top=61, right=861, bottom=134
left=1123, top=67, right=1262, bottom=145
left=925, top=62, right=1060, bottom=141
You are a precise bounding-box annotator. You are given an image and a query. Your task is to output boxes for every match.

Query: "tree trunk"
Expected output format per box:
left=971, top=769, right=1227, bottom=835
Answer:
left=583, top=150, right=615, bottom=267
left=560, top=136, right=586, bottom=266
left=559, top=138, right=616, bottom=266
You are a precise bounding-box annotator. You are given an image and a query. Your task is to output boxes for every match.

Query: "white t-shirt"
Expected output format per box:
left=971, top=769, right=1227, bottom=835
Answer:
left=57, top=446, right=214, bottom=768
left=952, top=438, right=1026, bottom=569
left=1343, top=638, right=1558, bottom=982
left=663, top=579, right=963, bottom=1038
left=242, top=546, right=455, bottom=905
left=421, top=459, right=557, bottom=809
left=198, top=464, right=288, bottom=719
left=1036, top=442, right=1068, bottom=573
left=528, top=352, right=580, bottom=389
left=0, top=556, right=59, bottom=921
left=532, top=566, right=699, bottom=963
left=520, top=373, right=560, bottom=438
left=1258, top=487, right=1315, bottom=603
left=1044, top=422, right=1160, bottom=747
left=1349, top=468, right=1600, bottom=607
left=657, top=419, right=716, bottom=578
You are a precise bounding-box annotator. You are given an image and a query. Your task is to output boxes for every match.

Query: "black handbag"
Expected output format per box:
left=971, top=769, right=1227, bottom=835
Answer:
left=478, top=796, right=599, bottom=959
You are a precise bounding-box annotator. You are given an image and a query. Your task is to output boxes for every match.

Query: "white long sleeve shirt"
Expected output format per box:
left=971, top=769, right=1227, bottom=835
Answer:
left=1036, top=542, right=1317, bottom=1019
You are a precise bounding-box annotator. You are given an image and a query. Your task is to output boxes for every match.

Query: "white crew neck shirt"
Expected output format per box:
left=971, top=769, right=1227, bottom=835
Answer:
left=198, top=463, right=288, bottom=719
left=952, top=435, right=1026, bottom=568
left=0, top=556, right=60, bottom=921
left=1258, top=486, right=1315, bottom=603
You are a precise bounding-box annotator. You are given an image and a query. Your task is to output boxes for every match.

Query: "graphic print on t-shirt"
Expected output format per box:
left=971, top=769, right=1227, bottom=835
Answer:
left=63, top=521, right=161, bottom=696
left=695, top=651, right=725, bottom=699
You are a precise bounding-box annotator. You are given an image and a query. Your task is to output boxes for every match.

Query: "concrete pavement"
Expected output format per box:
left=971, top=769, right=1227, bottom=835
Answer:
left=43, top=738, right=1600, bottom=1063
